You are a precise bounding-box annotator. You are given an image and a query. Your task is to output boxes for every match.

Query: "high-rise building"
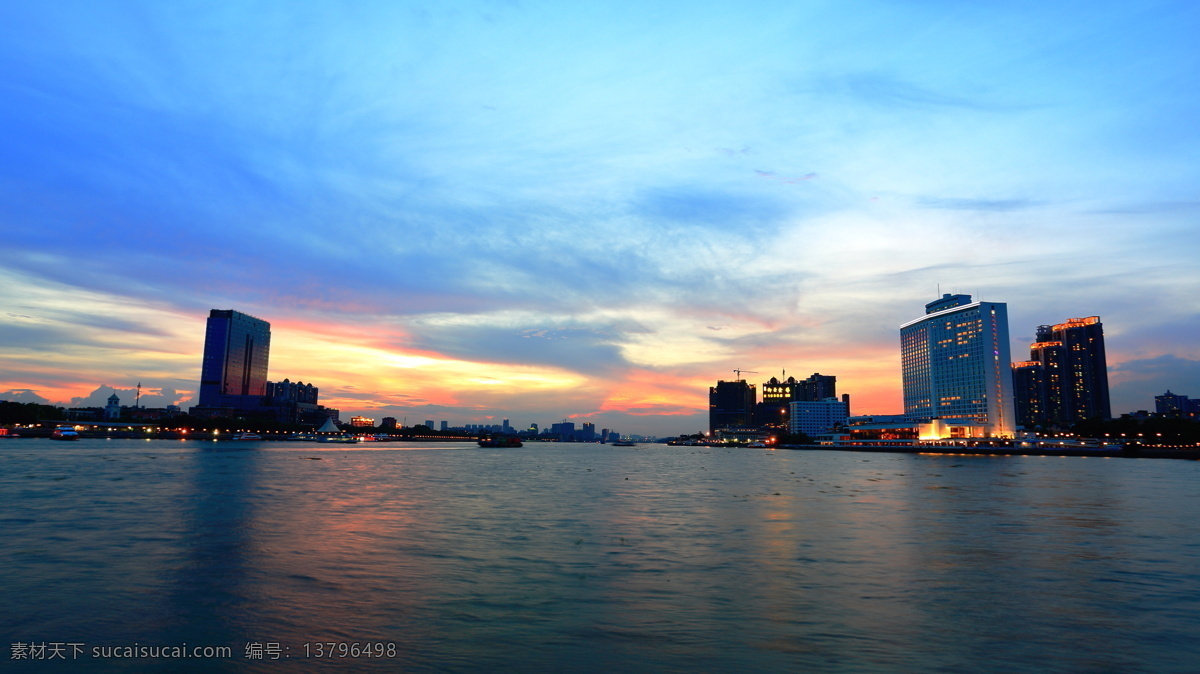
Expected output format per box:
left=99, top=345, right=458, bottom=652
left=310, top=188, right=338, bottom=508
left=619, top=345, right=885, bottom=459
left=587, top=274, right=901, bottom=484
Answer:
left=198, top=309, right=271, bottom=409
left=901, top=294, right=1015, bottom=438
left=1010, top=361, right=1047, bottom=429
left=1016, top=317, right=1110, bottom=427
left=709, top=379, right=756, bottom=432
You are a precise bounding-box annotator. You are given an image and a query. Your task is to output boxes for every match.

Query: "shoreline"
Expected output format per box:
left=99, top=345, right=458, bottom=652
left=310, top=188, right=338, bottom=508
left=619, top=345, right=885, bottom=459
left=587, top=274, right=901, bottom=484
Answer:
left=776, top=443, right=1200, bottom=460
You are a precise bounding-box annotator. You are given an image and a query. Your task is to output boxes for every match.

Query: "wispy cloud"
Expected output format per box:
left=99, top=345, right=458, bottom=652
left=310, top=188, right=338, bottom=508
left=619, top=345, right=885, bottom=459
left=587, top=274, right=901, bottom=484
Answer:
left=916, top=197, right=1040, bottom=211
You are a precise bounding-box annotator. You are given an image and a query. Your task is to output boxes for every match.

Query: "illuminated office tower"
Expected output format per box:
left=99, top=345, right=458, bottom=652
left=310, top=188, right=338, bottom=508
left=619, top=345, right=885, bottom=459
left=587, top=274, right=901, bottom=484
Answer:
left=1021, top=317, right=1110, bottom=425
left=900, top=294, right=1015, bottom=437
left=198, top=309, right=272, bottom=409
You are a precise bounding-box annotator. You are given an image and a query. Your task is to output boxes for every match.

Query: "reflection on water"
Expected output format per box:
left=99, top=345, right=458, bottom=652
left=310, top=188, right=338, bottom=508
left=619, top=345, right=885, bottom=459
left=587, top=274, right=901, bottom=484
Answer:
left=3, top=441, right=1198, bottom=672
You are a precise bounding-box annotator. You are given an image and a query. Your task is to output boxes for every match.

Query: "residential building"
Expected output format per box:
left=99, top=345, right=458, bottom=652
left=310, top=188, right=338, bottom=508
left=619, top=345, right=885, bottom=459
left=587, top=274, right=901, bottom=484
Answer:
left=900, top=294, right=1015, bottom=438
left=1011, top=361, right=1047, bottom=429
left=1016, top=317, right=1111, bottom=427
left=709, top=379, right=756, bottom=432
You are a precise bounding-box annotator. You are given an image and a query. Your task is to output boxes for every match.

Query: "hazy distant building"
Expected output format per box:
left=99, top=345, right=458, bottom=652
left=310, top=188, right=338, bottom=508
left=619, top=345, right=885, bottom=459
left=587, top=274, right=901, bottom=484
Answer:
left=1016, top=317, right=1111, bottom=427
left=901, top=294, right=1015, bottom=438
left=709, top=379, right=756, bottom=432
left=197, top=309, right=271, bottom=410
left=550, top=421, right=575, bottom=440
left=1156, top=390, right=1199, bottom=418
left=350, top=416, right=374, bottom=427
left=581, top=422, right=596, bottom=441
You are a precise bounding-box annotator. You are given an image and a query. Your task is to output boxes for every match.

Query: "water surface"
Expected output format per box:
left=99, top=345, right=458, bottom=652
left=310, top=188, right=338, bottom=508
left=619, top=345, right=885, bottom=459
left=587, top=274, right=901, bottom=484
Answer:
left=3, top=440, right=1198, bottom=672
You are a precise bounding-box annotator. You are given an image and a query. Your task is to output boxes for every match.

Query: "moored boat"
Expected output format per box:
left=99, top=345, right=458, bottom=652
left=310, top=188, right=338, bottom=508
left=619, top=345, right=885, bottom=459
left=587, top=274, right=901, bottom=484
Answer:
left=317, top=435, right=360, bottom=444
left=231, top=433, right=262, bottom=440
left=50, top=426, right=80, bottom=441
left=478, top=437, right=522, bottom=448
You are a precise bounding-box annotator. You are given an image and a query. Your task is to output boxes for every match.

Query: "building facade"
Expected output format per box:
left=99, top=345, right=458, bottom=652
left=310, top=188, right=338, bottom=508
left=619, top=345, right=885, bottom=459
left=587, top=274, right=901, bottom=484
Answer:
left=198, top=309, right=272, bottom=409
left=757, top=373, right=838, bottom=426
left=788, top=398, right=850, bottom=437
left=709, top=379, right=756, bottom=432
left=1010, top=361, right=1047, bottom=429
left=1015, top=317, right=1111, bottom=428
left=900, top=294, right=1015, bottom=438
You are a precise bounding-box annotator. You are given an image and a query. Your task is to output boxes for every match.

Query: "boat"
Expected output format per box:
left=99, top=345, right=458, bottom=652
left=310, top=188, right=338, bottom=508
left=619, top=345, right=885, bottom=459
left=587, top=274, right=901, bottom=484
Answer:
left=0, top=428, right=21, bottom=439
left=231, top=433, right=262, bottom=441
left=611, top=440, right=636, bottom=447
left=50, top=425, right=80, bottom=441
left=478, top=437, right=523, bottom=448
left=317, top=435, right=360, bottom=444
left=283, top=433, right=318, bottom=441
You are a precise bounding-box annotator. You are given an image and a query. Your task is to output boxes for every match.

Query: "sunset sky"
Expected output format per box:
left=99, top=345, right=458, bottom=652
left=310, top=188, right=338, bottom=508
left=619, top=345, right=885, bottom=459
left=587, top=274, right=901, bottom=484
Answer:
left=2, top=1, right=1198, bottom=436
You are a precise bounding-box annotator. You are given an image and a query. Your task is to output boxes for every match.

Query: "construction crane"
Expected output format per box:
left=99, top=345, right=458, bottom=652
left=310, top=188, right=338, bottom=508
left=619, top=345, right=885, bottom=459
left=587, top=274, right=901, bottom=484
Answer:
left=733, top=369, right=758, bottom=382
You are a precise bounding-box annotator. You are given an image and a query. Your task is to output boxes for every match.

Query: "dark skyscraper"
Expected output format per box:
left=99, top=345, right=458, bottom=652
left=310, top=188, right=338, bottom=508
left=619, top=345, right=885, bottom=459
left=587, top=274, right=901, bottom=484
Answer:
left=1015, top=316, right=1110, bottom=428
left=1011, top=360, right=1047, bottom=429
left=198, top=309, right=272, bottom=409
left=709, top=379, right=756, bottom=432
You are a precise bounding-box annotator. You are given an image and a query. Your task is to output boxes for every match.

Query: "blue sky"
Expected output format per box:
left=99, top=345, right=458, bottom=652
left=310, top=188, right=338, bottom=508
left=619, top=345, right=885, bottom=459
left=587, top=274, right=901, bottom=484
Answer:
left=2, top=1, right=1198, bottom=435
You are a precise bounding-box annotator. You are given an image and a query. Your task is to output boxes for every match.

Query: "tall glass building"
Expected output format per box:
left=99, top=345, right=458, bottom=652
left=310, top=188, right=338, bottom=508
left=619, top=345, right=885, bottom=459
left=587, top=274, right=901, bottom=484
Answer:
left=900, top=294, right=1015, bottom=438
left=198, top=309, right=272, bottom=409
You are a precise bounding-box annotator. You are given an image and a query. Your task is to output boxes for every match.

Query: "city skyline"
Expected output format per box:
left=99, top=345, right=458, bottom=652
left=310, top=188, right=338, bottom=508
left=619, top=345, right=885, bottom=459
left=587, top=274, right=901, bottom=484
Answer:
left=2, top=2, right=1199, bottom=436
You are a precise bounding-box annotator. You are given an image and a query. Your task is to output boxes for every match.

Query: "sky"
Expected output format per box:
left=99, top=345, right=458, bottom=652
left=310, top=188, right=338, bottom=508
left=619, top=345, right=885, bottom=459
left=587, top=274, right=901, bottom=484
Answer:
left=2, top=1, right=1198, bottom=436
